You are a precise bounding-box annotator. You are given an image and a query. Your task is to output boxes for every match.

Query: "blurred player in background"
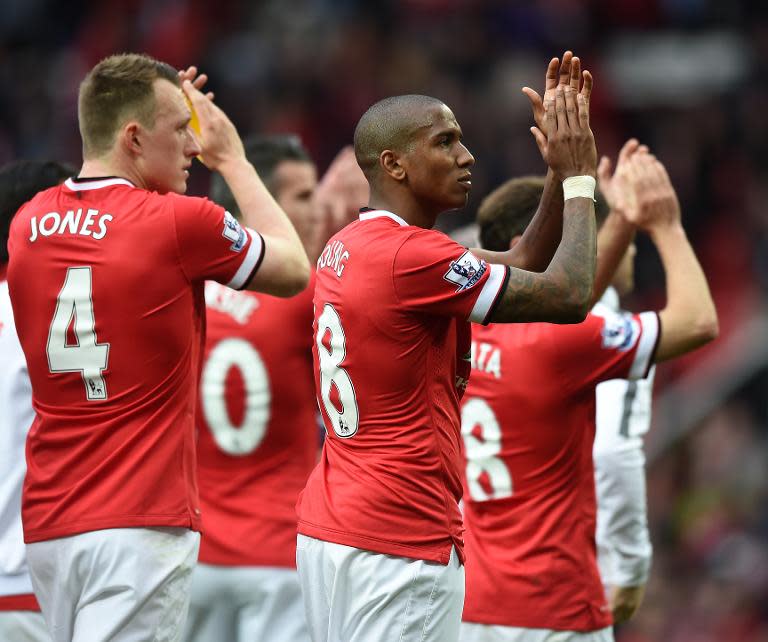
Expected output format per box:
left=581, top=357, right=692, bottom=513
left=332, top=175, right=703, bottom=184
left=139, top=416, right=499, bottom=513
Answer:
left=296, top=52, right=599, bottom=642
left=6, top=53, right=309, bottom=642
left=591, top=149, right=655, bottom=627
left=185, top=135, right=367, bottom=642
left=0, top=160, right=74, bottom=642
left=459, top=147, right=718, bottom=642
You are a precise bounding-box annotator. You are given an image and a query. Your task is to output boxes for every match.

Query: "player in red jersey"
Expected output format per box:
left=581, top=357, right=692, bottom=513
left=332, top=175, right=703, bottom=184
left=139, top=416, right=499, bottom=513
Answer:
left=459, top=150, right=718, bottom=642
left=0, top=160, right=75, bottom=642
left=183, top=135, right=366, bottom=642
left=296, top=52, right=600, bottom=642
left=6, top=54, right=309, bottom=642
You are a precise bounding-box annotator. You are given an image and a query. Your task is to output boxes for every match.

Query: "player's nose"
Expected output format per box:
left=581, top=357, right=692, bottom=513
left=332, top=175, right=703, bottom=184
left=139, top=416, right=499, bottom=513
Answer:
left=458, top=143, right=475, bottom=168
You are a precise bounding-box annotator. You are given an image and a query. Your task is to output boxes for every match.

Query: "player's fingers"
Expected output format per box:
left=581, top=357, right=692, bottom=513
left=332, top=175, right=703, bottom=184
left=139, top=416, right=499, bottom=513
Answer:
left=597, top=155, right=612, bottom=183
left=205, top=91, right=215, bottom=101
left=577, top=92, right=589, bottom=129
left=182, top=80, right=212, bottom=120
left=580, top=70, right=593, bottom=103
left=558, top=51, right=573, bottom=88
left=544, top=57, right=559, bottom=91
left=569, top=57, right=581, bottom=91
left=530, top=126, right=547, bottom=156
left=555, top=89, right=569, bottom=132
left=564, top=85, right=578, bottom=129
left=617, top=139, right=639, bottom=166
left=180, top=65, right=198, bottom=83
left=521, top=87, right=544, bottom=127
left=192, top=73, right=208, bottom=90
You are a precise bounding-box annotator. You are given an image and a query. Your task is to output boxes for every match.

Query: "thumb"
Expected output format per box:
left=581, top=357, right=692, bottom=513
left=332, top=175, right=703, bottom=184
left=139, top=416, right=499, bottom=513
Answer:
left=597, top=156, right=612, bottom=183
left=530, top=126, right=547, bottom=156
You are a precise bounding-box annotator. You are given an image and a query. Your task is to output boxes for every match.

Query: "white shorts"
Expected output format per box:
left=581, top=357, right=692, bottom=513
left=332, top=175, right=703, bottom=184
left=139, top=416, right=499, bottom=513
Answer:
left=0, top=611, right=50, bottom=641
left=296, top=534, right=465, bottom=642
left=460, top=622, right=614, bottom=642
left=184, top=563, right=309, bottom=642
left=26, top=527, right=200, bottom=642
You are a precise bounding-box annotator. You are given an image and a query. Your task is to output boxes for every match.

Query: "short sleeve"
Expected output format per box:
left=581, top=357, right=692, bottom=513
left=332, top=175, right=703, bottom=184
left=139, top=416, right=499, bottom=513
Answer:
left=552, top=307, right=660, bottom=390
left=392, top=229, right=509, bottom=324
left=171, top=194, right=265, bottom=289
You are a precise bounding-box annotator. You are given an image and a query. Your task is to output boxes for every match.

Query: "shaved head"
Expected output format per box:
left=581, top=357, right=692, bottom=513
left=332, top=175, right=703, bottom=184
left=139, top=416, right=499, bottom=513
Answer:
left=353, top=95, right=446, bottom=181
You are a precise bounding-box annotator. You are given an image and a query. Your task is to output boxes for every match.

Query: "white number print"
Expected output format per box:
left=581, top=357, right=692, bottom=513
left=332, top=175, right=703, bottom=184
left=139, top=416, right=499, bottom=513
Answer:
left=201, top=338, right=270, bottom=456
left=46, top=267, right=109, bottom=400
left=461, top=397, right=513, bottom=501
left=316, top=303, right=359, bottom=438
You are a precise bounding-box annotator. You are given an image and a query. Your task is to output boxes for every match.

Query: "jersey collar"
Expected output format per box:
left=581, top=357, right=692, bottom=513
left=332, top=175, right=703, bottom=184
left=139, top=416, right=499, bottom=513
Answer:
left=63, top=177, right=136, bottom=192
left=358, top=208, right=408, bottom=227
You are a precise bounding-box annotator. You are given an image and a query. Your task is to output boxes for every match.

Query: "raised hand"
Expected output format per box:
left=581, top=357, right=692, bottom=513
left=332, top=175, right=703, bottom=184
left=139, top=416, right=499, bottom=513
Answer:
left=530, top=80, right=597, bottom=180
left=616, top=153, right=681, bottom=232
left=178, top=65, right=214, bottom=100
left=523, top=51, right=592, bottom=138
left=597, top=139, right=643, bottom=209
left=181, top=78, right=245, bottom=172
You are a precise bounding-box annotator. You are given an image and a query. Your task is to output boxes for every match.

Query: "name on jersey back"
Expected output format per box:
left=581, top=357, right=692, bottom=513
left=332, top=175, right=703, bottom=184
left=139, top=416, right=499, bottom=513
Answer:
left=28, top=208, right=112, bottom=242
left=317, top=240, right=349, bottom=278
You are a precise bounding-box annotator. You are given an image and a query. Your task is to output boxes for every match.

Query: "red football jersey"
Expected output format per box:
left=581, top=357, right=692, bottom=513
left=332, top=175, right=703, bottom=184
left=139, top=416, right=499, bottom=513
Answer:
left=461, top=309, right=659, bottom=631
left=7, top=177, right=264, bottom=543
left=297, top=209, right=509, bottom=565
left=196, top=276, right=317, bottom=567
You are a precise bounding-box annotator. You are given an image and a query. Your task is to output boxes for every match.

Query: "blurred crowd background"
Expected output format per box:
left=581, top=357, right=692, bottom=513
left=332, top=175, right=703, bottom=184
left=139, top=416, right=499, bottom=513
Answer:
left=2, top=0, right=767, bottom=639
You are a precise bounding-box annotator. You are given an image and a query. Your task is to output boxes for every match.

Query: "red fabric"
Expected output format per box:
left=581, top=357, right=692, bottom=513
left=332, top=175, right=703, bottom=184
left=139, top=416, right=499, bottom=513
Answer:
left=461, top=312, right=656, bottom=632
left=6, top=180, right=259, bottom=543
left=196, top=276, right=317, bottom=567
left=297, top=214, right=502, bottom=565
left=0, top=593, right=40, bottom=612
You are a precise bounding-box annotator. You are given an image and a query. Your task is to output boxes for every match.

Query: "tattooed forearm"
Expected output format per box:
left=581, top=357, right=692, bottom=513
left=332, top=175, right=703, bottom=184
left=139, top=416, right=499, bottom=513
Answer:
left=489, top=198, right=596, bottom=323
left=511, top=169, right=565, bottom=271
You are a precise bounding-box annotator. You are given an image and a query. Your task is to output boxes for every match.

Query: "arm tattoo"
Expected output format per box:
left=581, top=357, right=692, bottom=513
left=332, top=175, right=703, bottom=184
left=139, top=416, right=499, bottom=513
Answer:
left=513, top=170, right=565, bottom=271
left=490, top=198, right=596, bottom=323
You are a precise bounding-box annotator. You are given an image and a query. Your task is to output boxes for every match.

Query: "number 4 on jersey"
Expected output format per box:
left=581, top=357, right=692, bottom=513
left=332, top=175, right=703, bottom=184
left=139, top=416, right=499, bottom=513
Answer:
left=46, top=267, right=109, bottom=401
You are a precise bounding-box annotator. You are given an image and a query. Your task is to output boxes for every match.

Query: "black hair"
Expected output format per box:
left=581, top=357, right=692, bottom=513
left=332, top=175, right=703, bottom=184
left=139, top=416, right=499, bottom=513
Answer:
left=210, top=135, right=311, bottom=215
left=477, top=176, right=609, bottom=251
left=1, top=160, right=76, bottom=264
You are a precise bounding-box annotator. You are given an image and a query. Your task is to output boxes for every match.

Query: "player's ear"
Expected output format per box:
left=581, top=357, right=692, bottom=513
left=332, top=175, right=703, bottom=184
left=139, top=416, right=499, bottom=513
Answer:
left=120, top=121, right=143, bottom=157
left=509, top=235, right=522, bottom=250
left=380, top=150, right=406, bottom=182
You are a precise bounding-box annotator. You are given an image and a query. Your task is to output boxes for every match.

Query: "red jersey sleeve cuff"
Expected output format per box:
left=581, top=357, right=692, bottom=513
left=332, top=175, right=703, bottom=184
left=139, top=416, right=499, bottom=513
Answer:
left=226, top=229, right=264, bottom=290
left=628, top=311, right=660, bottom=380
left=469, top=264, right=509, bottom=325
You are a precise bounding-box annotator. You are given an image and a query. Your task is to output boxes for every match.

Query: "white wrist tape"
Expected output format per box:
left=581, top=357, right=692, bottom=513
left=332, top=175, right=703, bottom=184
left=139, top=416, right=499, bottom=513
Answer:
left=562, top=175, right=596, bottom=201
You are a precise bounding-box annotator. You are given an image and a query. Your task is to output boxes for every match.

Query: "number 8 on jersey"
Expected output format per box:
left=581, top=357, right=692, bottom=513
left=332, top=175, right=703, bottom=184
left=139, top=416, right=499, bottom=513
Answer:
left=316, top=303, right=359, bottom=438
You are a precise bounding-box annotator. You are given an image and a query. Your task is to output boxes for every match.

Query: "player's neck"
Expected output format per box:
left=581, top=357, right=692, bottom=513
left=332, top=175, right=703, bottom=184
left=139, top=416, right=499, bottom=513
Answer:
left=79, top=157, right=145, bottom=190
left=368, top=189, right=439, bottom=229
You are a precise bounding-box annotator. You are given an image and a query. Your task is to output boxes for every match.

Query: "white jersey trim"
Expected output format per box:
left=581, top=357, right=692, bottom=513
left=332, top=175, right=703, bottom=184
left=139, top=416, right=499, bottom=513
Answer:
left=358, top=210, right=409, bottom=227
left=63, top=177, right=135, bottom=191
left=628, top=312, right=659, bottom=380
left=226, top=228, right=264, bottom=290
left=469, top=263, right=507, bottom=324
left=0, top=573, right=35, bottom=598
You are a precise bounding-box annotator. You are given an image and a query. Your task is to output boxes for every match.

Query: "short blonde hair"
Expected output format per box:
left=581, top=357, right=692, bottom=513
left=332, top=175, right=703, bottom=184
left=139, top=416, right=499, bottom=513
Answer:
left=78, top=53, right=179, bottom=158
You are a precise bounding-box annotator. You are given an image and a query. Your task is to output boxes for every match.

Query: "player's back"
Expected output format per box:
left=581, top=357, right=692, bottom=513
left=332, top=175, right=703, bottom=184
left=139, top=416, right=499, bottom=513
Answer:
left=461, top=308, right=658, bottom=631
left=298, top=209, right=507, bottom=565
left=7, top=177, right=262, bottom=543
left=196, top=279, right=317, bottom=568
